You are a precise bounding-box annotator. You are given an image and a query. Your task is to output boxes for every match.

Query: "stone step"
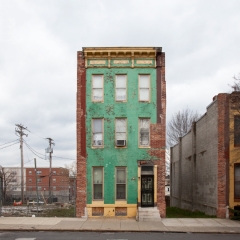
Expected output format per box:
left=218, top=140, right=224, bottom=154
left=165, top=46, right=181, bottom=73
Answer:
left=137, top=207, right=161, bottom=222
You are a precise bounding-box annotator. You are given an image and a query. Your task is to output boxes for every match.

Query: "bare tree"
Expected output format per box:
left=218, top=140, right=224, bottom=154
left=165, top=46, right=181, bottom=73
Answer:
left=167, top=108, right=201, bottom=147
left=64, top=161, right=76, bottom=177
left=230, top=74, right=240, bottom=92
left=0, top=167, right=16, bottom=203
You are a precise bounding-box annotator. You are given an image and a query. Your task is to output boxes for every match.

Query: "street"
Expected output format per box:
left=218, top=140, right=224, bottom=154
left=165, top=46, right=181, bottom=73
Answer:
left=0, top=232, right=240, bottom=240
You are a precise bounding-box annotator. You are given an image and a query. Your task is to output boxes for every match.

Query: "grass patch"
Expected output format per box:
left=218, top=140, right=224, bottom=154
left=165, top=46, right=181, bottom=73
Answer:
left=166, top=207, right=216, bottom=218
left=40, top=206, right=75, bottom=218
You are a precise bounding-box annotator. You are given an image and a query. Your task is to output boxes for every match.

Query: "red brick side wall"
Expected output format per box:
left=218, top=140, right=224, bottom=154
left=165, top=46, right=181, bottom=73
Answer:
left=76, top=51, right=87, bottom=217
left=149, top=51, right=166, bottom=217
left=217, top=94, right=229, bottom=218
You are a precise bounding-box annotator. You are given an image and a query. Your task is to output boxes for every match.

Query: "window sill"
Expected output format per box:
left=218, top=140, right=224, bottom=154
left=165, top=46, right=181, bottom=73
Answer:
left=92, top=146, right=104, bottom=149
left=139, top=146, right=151, bottom=148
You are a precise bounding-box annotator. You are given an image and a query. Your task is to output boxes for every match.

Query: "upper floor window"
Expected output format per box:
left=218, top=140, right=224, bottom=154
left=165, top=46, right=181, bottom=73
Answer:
left=53, top=170, right=56, bottom=175
left=234, top=115, right=240, bottom=147
left=139, top=118, right=150, bottom=147
left=115, top=118, right=127, bottom=147
left=115, top=75, right=127, bottom=101
left=139, top=75, right=150, bottom=102
left=92, top=118, right=104, bottom=147
left=29, top=171, right=32, bottom=175
left=36, top=170, right=42, bottom=175
left=92, top=75, right=104, bottom=102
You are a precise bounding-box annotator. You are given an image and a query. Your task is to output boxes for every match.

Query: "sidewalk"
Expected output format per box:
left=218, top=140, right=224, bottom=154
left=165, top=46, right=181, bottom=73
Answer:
left=0, top=217, right=240, bottom=233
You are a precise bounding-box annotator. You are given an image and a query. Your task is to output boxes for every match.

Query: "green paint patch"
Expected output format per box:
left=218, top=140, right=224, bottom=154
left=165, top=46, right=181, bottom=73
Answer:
left=166, top=207, right=216, bottom=218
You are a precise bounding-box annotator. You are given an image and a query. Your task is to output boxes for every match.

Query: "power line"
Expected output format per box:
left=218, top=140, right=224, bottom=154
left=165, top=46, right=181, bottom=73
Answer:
left=23, top=141, right=46, bottom=161
left=23, top=139, right=46, bottom=157
left=52, top=156, right=76, bottom=161
left=0, top=141, right=19, bottom=150
left=0, top=139, right=19, bottom=147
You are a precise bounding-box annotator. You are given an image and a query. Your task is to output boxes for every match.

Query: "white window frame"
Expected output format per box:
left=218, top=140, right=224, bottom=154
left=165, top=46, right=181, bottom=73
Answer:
left=115, top=75, right=127, bottom=101
left=53, top=178, right=56, bottom=183
left=36, top=170, right=42, bottom=175
left=116, top=167, right=126, bottom=200
left=93, top=167, right=103, bottom=200
left=29, top=171, right=32, bottom=175
left=53, top=186, right=56, bottom=191
left=92, top=118, right=104, bottom=147
left=37, top=178, right=41, bottom=183
left=115, top=118, right=127, bottom=147
left=138, top=75, right=150, bottom=102
left=38, top=186, right=42, bottom=190
left=92, top=75, right=104, bottom=102
left=139, top=118, right=150, bottom=147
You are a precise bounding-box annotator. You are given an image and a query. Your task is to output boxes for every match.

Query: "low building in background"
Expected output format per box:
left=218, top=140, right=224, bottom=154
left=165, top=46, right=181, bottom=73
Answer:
left=170, top=92, right=240, bottom=218
left=1, top=167, right=69, bottom=203
left=26, top=167, right=69, bottom=203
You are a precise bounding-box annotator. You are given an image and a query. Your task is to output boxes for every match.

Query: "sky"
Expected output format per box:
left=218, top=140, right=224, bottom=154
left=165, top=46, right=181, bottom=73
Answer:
left=0, top=0, right=240, bottom=168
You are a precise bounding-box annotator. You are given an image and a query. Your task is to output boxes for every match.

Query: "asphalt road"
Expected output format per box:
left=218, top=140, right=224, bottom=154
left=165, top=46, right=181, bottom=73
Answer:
left=0, top=232, right=240, bottom=240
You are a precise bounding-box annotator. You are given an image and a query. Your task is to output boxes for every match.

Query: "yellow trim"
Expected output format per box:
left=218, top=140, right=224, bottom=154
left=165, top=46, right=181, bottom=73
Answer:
left=154, top=165, right=157, bottom=203
left=138, top=166, right=141, bottom=203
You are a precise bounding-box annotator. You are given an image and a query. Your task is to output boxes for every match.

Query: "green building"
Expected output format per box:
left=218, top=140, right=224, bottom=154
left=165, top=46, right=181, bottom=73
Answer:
left=76, top=47, right=166, bottom=219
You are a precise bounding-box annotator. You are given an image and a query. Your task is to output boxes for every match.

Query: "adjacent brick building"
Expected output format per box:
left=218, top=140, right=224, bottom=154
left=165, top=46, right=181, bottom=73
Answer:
left=76, top=47, right=166, bottom=218
left=170, top=92, right=240, bottom=218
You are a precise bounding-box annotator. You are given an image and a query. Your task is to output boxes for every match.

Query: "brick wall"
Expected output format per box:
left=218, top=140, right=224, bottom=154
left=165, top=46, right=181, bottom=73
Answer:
left=76, top=51, right=87, bottom=217
left=170, top=94, right=229, bottom=218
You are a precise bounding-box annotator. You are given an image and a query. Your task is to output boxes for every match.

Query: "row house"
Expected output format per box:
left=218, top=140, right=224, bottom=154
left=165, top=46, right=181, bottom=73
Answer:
left=76, top=47, right=166, bottom=219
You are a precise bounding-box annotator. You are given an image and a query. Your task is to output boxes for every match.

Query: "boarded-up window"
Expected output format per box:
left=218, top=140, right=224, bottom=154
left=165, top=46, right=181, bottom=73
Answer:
left=93, top=167, right=103, bottom=200
left=92, top=75, right=103, bottom=101
left=92, top=119, right=103, bottom=147
left=235, top=164, right=240, bottom=199
left=116, top=167, right=126, bottom=200
left=115, top=75, right=127, bottom=101
left=234, top=115, right=240, bottom=147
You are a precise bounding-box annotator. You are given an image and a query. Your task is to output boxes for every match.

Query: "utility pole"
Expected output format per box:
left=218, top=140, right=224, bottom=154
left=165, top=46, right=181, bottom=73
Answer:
left=34, top=158, right=39, bottom=215
left=15, top=124, right=28, bottom=203
left=46, top=138, right=54, bottom=203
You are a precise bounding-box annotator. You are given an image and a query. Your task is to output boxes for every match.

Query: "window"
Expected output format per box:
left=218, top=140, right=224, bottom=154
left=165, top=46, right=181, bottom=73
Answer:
left=38, top=186, right=42, bottom=190
left=53, top=186, right=56, bottom=190
left=139, top=75, right=150, bottom=101
left=92, top=119, right=103, bottom=147
left=53, top=178, right=56, bottom=183
left=116, top=167, right=126, bottom=200
left=115, top=75, right=127, bottom=101
left=37, top=179, right=41, bottom=183
left=139, top=118, right=150, bottom=147
left=53, top=170, right=56, bottom=174
left=29, top=179, right=32, bottom=183
left=93, top=167, right=103, bottom=200
left=29, top=171, right=32, bottom=175
left=234, top=115, right=240, bottom=147
left=235, top=164, right=240, bottom=199
left=92, top=75, right=103, bottom=101
left=115, top=118, right=127, bottom=146
left=36, top=170, right=42, bottom=175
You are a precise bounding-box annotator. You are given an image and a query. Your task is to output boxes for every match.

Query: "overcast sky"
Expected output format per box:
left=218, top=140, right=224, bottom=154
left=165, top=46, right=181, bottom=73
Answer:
left=0, top=0, right=240, bottom=168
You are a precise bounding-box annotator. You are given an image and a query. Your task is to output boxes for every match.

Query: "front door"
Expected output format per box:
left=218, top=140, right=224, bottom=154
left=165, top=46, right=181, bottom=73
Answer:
left=141, top=175, right=154, bottom=207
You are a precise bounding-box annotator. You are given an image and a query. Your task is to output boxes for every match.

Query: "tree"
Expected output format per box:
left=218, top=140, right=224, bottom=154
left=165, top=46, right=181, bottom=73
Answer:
left=64, top=161, right=76, bottom=177
left=0, top=166, right=16, bottom=203
left=230, top=74, right=240, bottom=92
left=167, top=108, right=201, bottom=147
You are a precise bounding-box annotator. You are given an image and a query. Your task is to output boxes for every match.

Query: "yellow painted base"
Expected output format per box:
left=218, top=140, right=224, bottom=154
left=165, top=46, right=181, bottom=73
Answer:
left=86, top=202, right=137, bottom=217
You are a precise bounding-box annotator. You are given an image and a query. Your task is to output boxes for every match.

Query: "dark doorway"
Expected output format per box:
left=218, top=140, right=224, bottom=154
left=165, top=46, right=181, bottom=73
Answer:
left=141, top=175, right=154, bottom=207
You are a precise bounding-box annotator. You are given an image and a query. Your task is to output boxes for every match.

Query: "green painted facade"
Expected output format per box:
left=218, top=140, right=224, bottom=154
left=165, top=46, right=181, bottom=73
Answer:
left=86, top=67, right=158, bottom=205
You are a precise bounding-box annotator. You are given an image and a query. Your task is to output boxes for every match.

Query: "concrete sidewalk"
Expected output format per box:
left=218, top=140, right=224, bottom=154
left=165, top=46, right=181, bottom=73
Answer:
left=0, top=217, right=239, bottom=233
